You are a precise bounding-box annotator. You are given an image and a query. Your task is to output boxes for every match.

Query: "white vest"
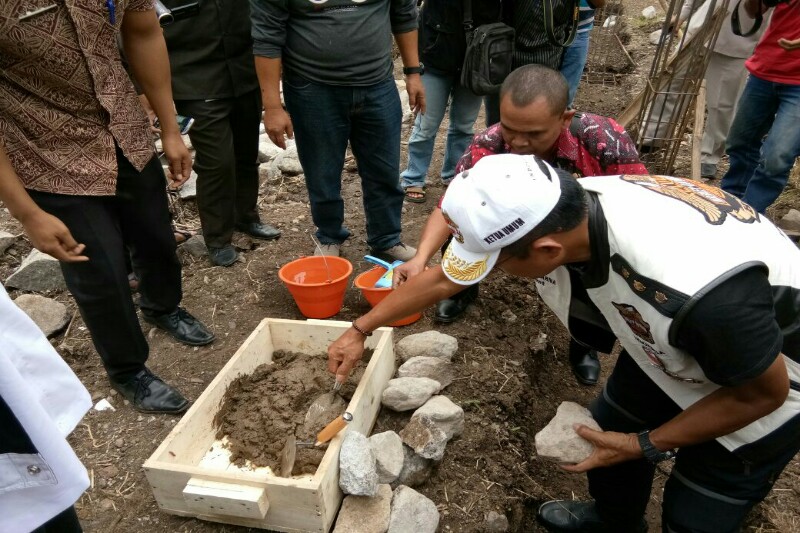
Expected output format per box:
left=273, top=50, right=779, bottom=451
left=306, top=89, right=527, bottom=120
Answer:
left=535, top=175, right=800, bottom=452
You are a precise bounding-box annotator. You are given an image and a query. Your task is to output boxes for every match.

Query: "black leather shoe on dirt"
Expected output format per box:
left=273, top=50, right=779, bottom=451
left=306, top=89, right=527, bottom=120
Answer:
left=568, top=340, right=601, bottom=385
left=143, top=307, right=215, bottom=346
left=235, top=221, right=281, bottom=241
left=208, top=244, right=238, bottom=267
left=538, top=500, right=646, bottom=533
left=112, top=369, right=189, bottom=414
left=435, top=284, right=479, bottom=323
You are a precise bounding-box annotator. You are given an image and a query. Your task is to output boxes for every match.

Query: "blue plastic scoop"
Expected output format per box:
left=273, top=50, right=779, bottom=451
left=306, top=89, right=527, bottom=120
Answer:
left=364, top=255, right=404, bottom=288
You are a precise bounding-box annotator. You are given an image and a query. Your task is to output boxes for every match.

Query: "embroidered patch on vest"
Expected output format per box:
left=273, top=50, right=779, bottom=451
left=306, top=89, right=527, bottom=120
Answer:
left=619, top=175, right=759, bottom=225
left=612, top=302, right=655, bottom=343
left=441, top=210, right=465, bottom=244
left=611, top=255, right=687, bottom=318
left=641, top=345, right=704, bottom=384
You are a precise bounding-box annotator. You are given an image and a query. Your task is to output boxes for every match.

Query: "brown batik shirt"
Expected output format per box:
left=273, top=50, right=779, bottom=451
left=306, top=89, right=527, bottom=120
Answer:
left=0, top=0, right=155, bottom=196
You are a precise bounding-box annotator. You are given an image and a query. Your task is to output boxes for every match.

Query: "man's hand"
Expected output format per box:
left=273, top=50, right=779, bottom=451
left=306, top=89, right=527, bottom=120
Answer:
left=392, top=256, right=427, bottom=288
left=20, top=210, right=88, bottom=263
left=560, top=425, right=642, bottom=473
left=779, top=38, right=800, bottom=51
left=328, top=326, right=367, bottom=384
left=264, top=107, right=294, bottom=150
left=161, top=131, right=192, bottom=188
left=406, top=74, right=426, bottom=115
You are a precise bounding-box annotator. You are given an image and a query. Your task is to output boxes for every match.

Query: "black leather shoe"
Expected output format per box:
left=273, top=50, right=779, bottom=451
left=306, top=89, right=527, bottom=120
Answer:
left=208, top=244, right=238, bottom=267
left=235, top=221, right=281, bottom=241
left=538, top=500, right=646, bottom=533
left=143, top=307, right=215, bottom=346
left=568, top=341, right=601, bottom=385
left=435, top=284, right=479, bottom=323
left=111, top=369, right=189, bottom=414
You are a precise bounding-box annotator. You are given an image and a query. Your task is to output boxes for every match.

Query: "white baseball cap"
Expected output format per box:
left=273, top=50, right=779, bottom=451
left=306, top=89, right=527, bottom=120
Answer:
left=440, top=154, right=562, bottom=285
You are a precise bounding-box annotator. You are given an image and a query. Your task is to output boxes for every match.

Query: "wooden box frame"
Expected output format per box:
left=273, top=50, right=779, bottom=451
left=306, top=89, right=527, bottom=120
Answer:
left=144, top=318, right=395, bottom=532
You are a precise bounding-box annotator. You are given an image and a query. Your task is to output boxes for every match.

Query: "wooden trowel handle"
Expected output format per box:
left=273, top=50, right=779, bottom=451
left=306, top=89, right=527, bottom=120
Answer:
left=315, top=412, right=353, bottom=446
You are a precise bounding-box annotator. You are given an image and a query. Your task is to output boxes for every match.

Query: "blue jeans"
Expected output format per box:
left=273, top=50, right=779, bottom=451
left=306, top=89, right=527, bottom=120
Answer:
left=400, top=70, right=483, bottom=188
left=721, top=74, right=800, bottom=213
left=283, top=74, right=404, bottom=250
left=560, top=30, right=591, bottom=107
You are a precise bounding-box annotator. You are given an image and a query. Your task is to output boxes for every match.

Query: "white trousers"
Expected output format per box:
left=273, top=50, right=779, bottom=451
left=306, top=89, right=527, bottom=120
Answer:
left=700, top=52, right=749, bottom=167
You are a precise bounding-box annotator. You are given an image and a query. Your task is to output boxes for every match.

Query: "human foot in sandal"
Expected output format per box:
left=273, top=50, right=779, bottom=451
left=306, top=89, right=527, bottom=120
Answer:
left=404, top=186, right=426, bottom=203
left=174, top=227, right=198, bottom=244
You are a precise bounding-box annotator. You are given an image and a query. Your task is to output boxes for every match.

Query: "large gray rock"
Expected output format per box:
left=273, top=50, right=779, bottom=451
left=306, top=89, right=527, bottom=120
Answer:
left=258, top=161, right=282, bottom=185
left=276, top=145, right=303, bottom=176
left=413, top=396, right=464, bottom=439
left=392, top=445, right=433, bottom=488
left=333, top=484, right=392, bottom=533
left=395, top=80, right=414, bottom=125
left=178, top=171, right=198, bottom=200
left=6, top=250, right=66, bottom=292
left=399, top=415, right=448, bottom=461
left=388, top=486, right=439, bottom=533
left=397, top=356, right=455, bottom=389
left=368, top=431, right=404, bottom=485
left=180, top=235, right=208, bottom=258
left=12, top=294, right=69, bottom=337
left=396, top=331, right=458, bottom=362
left=779, top=209, right=800, bottom=232
left=339, top=431, right=379, bottom=496
left=484, top=511, right=510, bottom=532
left=257, top=137, right=283, bottom=163
left=0, top=231, right=15, bottom=255
left=381, top=377, right=440, bottom=412
left=535, top=401, right=601, bottom=464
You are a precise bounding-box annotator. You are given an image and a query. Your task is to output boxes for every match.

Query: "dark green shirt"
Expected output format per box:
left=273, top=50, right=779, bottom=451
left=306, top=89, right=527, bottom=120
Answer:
left=163, top=0, right=259, bottom=100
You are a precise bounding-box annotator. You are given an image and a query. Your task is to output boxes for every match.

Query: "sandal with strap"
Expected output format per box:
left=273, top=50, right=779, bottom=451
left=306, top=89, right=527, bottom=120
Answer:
left=404, top=186, right=426, bottom=203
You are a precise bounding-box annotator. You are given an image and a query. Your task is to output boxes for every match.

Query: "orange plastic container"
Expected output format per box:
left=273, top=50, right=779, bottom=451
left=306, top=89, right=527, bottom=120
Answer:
left=278, top=256, right=353, bottom=319
left=354, top=267, right=422, bottom=327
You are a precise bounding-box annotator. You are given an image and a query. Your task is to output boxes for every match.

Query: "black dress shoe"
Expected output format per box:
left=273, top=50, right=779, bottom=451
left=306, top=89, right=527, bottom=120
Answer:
left=235, top=221, right=281, bottom=241
left=111, top=369, right=189, bottom=414
left=568, top=340, right=601, bottom=385
left=143, top=307, right=215, bottom=346
left=538, top=500, right=647, bottom=533
left=435, top=284, right=479, bottom=323
left=208, top=244, right=238, bottom=267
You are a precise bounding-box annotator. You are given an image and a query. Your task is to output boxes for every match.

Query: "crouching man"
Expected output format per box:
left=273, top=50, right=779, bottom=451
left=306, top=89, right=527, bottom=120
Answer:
left=328, top=154, right=800, bottom=532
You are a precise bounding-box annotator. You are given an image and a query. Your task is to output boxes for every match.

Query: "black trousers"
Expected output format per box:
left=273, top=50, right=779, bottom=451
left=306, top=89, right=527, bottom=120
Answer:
left=175, top=89, right=261, bottom=249
left=27, top=148, right=182, bottom=382
left=588, top=352, right=800, bottom=533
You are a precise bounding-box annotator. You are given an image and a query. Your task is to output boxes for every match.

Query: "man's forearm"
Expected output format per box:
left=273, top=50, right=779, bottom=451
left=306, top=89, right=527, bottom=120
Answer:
left=121, top=10, right=180, bottom=135
left=255, top=56, right=284, bottom=110
left=394, top=30, right=420, bottom=67
left=415, top=208, right=453, bottom=264
left=649, top=356, right=789, bottom=450
left=0, top=144, right=41, bottom=223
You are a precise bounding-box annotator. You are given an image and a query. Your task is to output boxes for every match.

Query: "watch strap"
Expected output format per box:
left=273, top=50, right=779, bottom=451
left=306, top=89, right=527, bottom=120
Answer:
left=637, top=430, right=676, bottom=464
left=403, top=64, right=424, bottom=75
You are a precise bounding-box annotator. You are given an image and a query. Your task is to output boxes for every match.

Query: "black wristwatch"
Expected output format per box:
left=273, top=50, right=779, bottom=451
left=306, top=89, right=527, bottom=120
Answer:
left=403, top=63, right=425, bottom=76
left=637, top=430, right=677, bottom=464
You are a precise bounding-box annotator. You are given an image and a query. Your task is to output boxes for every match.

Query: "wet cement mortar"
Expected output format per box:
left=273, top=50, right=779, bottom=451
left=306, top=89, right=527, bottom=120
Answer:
left=214, top=350, right=370, bottom=476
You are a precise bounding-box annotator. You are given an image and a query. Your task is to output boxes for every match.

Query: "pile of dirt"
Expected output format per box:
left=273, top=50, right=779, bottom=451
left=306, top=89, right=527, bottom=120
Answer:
left=213, top=350, right=369, bottom=475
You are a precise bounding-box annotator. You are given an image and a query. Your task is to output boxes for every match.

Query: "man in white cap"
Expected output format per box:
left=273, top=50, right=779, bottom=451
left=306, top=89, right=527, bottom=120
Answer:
left=328, top=154, right=800, bottom=532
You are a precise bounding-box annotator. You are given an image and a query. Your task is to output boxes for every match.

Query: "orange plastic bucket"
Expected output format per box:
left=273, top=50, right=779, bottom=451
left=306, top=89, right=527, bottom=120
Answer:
left=278, top=256, right=353, bottom=319
left=354, top=266, right=422, bottom=327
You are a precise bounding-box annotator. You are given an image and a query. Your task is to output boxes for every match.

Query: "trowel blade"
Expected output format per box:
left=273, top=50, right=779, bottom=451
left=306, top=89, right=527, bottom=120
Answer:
left=280, top=434, right=297, bottom=477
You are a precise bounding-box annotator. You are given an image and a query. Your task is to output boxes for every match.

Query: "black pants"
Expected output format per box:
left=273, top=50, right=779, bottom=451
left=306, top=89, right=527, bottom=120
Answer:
left=588, top=352, right=800, bottom=532
left=175, top=89, right=261, bottom=248
left=27, top=148, right=182, bottom=382
left=32, top=506, right=82, bottom=532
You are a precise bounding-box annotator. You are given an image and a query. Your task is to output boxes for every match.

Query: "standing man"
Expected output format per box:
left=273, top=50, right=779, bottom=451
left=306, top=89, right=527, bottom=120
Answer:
left=0, top=1, right=214, bottom=414
left=394, top=65, right=647, bottom=385
left=399, top=0, right=501, bottom=202
left=721, top=0, right=800, bottom=212
left=163, top=0, right=281, bottom=267
left=251, top=0, right=423, bottom=260
left=328, top=154, right=800, bottom=533
left=560, top=0, right=605, bottom=107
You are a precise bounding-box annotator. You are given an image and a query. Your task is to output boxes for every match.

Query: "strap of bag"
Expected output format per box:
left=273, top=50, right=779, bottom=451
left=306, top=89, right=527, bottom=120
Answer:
left=731, top=0, right=763, bottom=37
left=544, top=0, right=580, bottom=47
left=463, top=0, right=473, bottom=32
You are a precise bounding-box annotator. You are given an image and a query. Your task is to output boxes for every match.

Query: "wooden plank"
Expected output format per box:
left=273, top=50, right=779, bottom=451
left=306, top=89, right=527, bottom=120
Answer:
left=183, top=477, right=269, bottom=519
left=691, top=80, right=707, bottom=180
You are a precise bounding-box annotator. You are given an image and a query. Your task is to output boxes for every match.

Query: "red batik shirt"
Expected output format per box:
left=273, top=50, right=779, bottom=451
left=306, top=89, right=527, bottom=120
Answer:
left=0, top=0, right=155, bottom=196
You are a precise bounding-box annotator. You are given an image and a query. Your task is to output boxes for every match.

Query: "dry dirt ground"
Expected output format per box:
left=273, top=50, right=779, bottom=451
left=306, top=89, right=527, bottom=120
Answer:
left=3, top=7, right=800, bottom=533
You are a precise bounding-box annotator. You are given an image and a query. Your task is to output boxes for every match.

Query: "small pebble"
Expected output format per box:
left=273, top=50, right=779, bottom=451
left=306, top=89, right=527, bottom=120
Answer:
left=115, top=438, right=124, bottom=448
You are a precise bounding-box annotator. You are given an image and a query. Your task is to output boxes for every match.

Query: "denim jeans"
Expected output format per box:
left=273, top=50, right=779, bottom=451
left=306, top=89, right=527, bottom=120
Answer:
left=721, top=74, right=800, bottom=213
left=283, top=74, right=404, bottom=250
left=560, top=30, right=591, bottom=107
left=400, top=70, right=483, bottom=188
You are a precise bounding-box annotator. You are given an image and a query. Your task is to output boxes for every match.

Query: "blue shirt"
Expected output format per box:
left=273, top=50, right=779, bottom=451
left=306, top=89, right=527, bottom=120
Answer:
left=577, top=0, right=595, bottom=34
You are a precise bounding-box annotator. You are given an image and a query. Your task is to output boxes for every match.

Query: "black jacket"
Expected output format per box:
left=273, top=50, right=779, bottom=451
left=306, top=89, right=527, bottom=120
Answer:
left=419, top=0, right=503, bottom=74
